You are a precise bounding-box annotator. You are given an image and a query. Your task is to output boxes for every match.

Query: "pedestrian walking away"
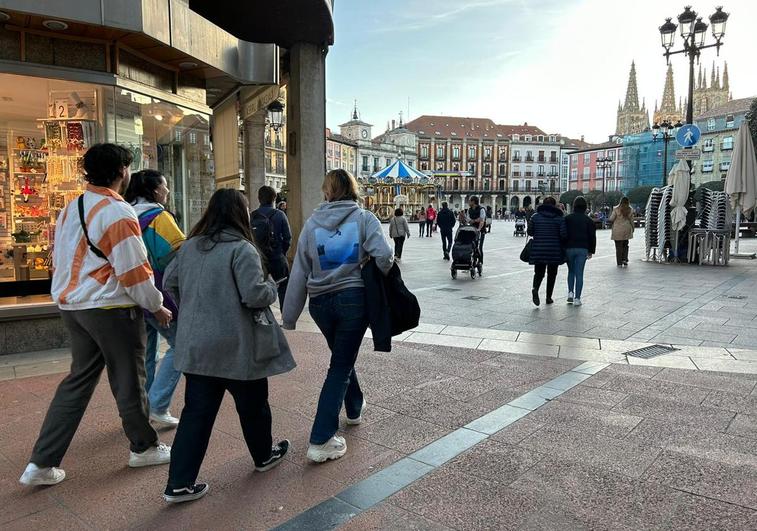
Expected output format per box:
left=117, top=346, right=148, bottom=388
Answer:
left=389, top=207, right=411, bottom=260
left=466, top=196, right=487, bottom=262
left=283, top=169, right=393, bottom=463
left=436, top=201, right=457, bottom=260
left=251, top=185, right=292, bottom=309
left=417, top=207, right=427, bottom=237
left=485, top=205, right=493, bottom=233
left=162, top=188, right=295, bottom=504
left=527, top=197, right=567, bottom=306
left=125, top=169, right=186, bottom=429
left=609, top=196, right=634, bottom=267
left=425, top=203, right=436, bottom=236
left=19, top=144, right=173, bottom=488
left=564, top=196, right=596, bottom=306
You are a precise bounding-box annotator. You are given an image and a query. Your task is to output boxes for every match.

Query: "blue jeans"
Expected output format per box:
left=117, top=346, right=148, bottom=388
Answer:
left=565, top=247, right=589, bottom=299
left=308, top=288, right=368, bottom=445
left=143, top=315, right=181, bottom=414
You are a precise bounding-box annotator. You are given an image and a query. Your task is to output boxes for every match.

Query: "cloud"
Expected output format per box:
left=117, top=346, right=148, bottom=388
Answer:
left=371, top=0, right=517, bottom=34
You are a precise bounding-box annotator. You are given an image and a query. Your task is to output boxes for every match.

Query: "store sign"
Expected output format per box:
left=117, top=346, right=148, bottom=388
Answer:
left=675, top=149, right=701, bottom=160
left=241, top=86, right=280, bottom=120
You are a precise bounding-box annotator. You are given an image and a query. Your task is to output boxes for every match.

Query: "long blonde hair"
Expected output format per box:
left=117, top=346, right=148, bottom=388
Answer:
left=322, top=169, right=360, bottom=202
left=616, top=196, right=633, bottom=219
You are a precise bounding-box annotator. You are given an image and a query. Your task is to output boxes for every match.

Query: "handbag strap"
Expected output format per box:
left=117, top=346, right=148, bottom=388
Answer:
left=78, top=195, right=108, bottom=260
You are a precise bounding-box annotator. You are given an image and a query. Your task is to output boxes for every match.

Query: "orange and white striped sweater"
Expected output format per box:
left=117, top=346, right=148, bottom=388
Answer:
left=51, top=185, right=163, bottom=313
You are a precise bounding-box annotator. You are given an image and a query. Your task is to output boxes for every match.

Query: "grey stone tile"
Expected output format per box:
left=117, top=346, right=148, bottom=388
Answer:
left=491, top=416, right=544, bottom=445
left=507, top=385, right=563, bottom=411
left=652, top=367, right=757, bottom=396
left=644, top=450, right=757, bottom=509
left=465, top=404, right=530, bottom=435
left=613, top=395, right=735, bottom=432
left=660, top=493, right=757, bottom=531
left=446, top=439, right=543, bottom=483
left=409, top=428, right=488, bottom=467
left=273, top=497, right=358, bottom=531
left=557, top=385, right=629, bottom=409
left=542, top=371, right=591, bottom=391
left=337, top=458, right=434, bottom=510
left=727, top=413, right=757, bottom=439
left=703, top=390, right=757, bottom=414
left=606, top=374, right=712, bottom=405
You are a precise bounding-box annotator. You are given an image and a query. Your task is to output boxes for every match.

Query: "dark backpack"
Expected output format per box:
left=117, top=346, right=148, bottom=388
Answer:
left=250, top=209, right=279, bottom=258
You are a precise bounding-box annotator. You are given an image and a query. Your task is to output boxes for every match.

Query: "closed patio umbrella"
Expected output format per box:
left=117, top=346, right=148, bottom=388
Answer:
left=667, top=159, right=691, bottom=259
left=724, top=122, right=757, bottom=257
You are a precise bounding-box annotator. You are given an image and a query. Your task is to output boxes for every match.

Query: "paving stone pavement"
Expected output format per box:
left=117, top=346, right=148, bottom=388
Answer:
left=1, top=331, right=756, bottom=530
left=394, top=220, right=757, bottom=350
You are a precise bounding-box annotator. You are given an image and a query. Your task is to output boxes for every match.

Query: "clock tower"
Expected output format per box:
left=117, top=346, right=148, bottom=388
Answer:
left=339, top=101, right=372, bottom=142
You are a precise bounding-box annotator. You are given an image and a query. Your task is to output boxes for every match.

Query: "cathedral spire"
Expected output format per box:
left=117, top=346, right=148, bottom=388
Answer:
left=660, top=64, right=677, bottom=112
left=715, top=65, right=721, bottom=89
left=697, top=64, right=703, bottom=89
left=702, top=66, right=708, bottom=89
left=352, top=99, right=359, bottom=121
left=722, top=62, right=730, bottom=92
left=623, top=61, right=640, bottom=111
left=710, top=61, right=716, bottom=88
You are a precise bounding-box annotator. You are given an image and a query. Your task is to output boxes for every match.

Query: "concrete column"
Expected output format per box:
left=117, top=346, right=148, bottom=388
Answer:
left=243, top=109, right=267, bottom=207
left=286, top=42, right=326, bottom=253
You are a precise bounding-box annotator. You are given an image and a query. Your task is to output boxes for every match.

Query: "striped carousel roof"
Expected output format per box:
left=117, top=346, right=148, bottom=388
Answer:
left=371, top=159, right=429, bottom=181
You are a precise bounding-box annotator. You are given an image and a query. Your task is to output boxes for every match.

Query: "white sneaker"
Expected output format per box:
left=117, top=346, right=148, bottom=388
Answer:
left=150, top=411, right=180, bottom=428
left=573, top=298, right=583, bottom=307
left=345, top=400, right=366, bottom=426
left=19, top=463, right=66, bottom=486
left=307, top=435, right=347, bottom=463
left=567, top=292, right=574, bottom=304
left=129, top=443, right=171, bottom=468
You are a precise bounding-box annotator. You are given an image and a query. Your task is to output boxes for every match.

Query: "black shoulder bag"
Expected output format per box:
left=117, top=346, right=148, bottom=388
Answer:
left=78, top=195, right=108, bottom=260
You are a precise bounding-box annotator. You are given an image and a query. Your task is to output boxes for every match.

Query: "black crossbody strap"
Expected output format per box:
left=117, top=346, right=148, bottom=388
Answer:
left=78, top=195, right=108, bottom=260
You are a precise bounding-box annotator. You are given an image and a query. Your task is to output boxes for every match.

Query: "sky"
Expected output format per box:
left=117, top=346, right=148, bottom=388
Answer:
left=325, top=0, right=757, bottom=143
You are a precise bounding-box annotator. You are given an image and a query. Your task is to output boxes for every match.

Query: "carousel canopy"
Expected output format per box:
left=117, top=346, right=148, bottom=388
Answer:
left=371, top=159, right=430, bottom=182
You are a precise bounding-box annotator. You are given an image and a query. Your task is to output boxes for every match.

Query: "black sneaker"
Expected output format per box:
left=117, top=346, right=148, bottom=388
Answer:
left=163, top=483, right=209, bottom=504
left=255, top=440, right=290, bottom=472
left=532, top=289, right=540, bottom=306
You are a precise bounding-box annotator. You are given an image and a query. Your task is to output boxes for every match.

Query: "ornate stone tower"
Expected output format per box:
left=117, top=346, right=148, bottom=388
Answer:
left=653, top=64, right=684, bottom=125
left=616, top=61, right=650, bottom=135
left=693, top=61, right=732, bottom=116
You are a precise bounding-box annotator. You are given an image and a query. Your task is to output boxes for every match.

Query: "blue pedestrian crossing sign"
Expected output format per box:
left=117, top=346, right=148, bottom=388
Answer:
left=676, top=124, right=701, bottom=148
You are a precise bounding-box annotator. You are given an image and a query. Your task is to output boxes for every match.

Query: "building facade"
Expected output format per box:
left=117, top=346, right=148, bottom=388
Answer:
left=339, top=108, right=417, bottom=180
left=325, top=129, right=357, bottom=175
left=692, top=97, right=755, bottom=186
left=508, top=130, right=562, bottom=211
left=693, top=61, right=731, bottom=117
left=620, top=131, right=678, bottom=191
left=264, top=86, right=287, bottom=192
left=403, top=116, right=511, bottom=212
left=616, top=61, right=650, bottom=136
left=567, top=140, right=625, bottom=195
left=560, top=137, right=592, bottom=195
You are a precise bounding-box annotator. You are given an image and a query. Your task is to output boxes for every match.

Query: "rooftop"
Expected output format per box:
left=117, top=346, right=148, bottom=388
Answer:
left=695, top=97, right=756, bottom=120
left=404, top=115, right=547, bottom=141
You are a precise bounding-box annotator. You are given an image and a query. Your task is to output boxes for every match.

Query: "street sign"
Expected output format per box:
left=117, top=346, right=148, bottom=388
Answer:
left=675, top=149, right=701, bottom=160
left=676, top=124, right=701, bottom=147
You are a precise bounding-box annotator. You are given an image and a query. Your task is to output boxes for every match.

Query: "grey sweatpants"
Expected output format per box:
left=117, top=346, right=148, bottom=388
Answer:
left=30, top=308, right=158, bottom=467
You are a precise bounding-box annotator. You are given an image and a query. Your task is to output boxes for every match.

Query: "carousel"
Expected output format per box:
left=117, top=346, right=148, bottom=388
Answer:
left=359, top=158, right=439, bottom=221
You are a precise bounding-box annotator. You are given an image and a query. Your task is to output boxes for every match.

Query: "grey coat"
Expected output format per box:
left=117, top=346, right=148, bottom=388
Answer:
left=164, top=231, right=296, bottom=381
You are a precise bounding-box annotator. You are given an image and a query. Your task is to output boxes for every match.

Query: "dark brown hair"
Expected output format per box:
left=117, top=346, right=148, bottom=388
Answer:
left=82, top=143, right=133, bottom=187
left=125, top=169, right=164, bottom=204
left=189, top=189, right=255, bottom=249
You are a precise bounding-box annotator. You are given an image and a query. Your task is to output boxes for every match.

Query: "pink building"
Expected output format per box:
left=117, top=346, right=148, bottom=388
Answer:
left=567, top=139, right=625, bottom=195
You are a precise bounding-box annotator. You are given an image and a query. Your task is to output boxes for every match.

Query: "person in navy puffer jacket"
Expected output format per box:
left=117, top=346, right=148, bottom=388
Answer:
left=527, top=197, right=567, bottom=306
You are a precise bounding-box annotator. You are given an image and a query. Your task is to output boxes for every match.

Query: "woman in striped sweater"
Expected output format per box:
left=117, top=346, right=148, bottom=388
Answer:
left=125, top=170, right=186, bottom=428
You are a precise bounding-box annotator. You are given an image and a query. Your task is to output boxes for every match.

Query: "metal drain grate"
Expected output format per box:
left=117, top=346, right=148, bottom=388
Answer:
left=727, top=295, right=747, bottom=300
left=437, top=288, right=461, bottom=292
left=462, top=295, right=489, bottom=301
left=625, top=344, right=680, bottom=359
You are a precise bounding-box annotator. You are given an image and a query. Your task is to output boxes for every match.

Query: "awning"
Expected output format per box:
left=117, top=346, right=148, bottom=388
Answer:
left=189, top=0, right=335, bottom=48
left=372, top=160, right=430, bottom=182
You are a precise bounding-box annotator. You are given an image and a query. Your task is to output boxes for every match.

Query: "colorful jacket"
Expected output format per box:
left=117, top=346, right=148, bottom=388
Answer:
left=132, top=199, right=185, bottom=315
left=51, top=185, right=163, bottom=312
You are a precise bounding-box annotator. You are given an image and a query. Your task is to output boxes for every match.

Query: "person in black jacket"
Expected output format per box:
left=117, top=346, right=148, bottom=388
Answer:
left=436, top=202, right=456, bottom=260
left=527, top=197, right=566, bottom=306
left=564, top=196, right=596, bottom=307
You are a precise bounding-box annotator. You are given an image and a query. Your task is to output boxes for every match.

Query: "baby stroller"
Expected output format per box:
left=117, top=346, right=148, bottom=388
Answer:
left=513, top=218, right=527, bottom=237
left=450, top=225, right=482, bottom=279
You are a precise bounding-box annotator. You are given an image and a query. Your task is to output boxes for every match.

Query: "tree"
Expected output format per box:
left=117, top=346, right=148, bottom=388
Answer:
left=626, top=186, right=655, bottom=207
left=604, top=191, right=623, bottom=208
left=748, top=98, right=757, bottom=151
left=559, top=190, right=581, bottom=206
left=585, top=190, right=603, bottom=209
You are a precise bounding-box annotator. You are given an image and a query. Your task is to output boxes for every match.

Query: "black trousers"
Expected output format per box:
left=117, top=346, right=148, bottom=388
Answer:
left=533, top=264, right=559, bottom=298
left=393, top=236, right=406, bottom=259
left=614, top=240, right=629, bottom=265
left=31, top=308, right=157, bottom=467
left=426, top=220, right=434, bottom=236
left=418, top=222, right=425, bottom=237
left=167, top=374, right=272, bottom=488
left=268, top=255, right=289, bottom=310
left=441, top=229, right=453, bottom=257
left=478, top=231, right=486, bottom=262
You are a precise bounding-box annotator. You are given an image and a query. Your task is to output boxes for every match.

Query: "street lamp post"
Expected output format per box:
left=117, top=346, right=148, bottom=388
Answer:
left=652, top=120, right=682, bottom=186
left=596, top=156, right=612, bottom=209
left=659, top=6, right=729, bottom=125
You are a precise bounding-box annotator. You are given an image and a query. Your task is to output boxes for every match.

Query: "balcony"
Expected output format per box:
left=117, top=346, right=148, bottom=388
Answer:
left=525, top=172, right=534, bottom=177
left=721, top=143, right=733, bottom=151
left=549, top=157, right=558, bottom=164
left=512, top=156, right=521, bottom=162
left=703, top=145, right=714, bottom=152
left=525, top=156, right=534, bottom=162
left=537, top=157, right=546, bottom=163
left=513, top=171, right=521, bottom=177
left=419, top=154, right=430, bottom=160
left=547, top=172, right=560, bottom=177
